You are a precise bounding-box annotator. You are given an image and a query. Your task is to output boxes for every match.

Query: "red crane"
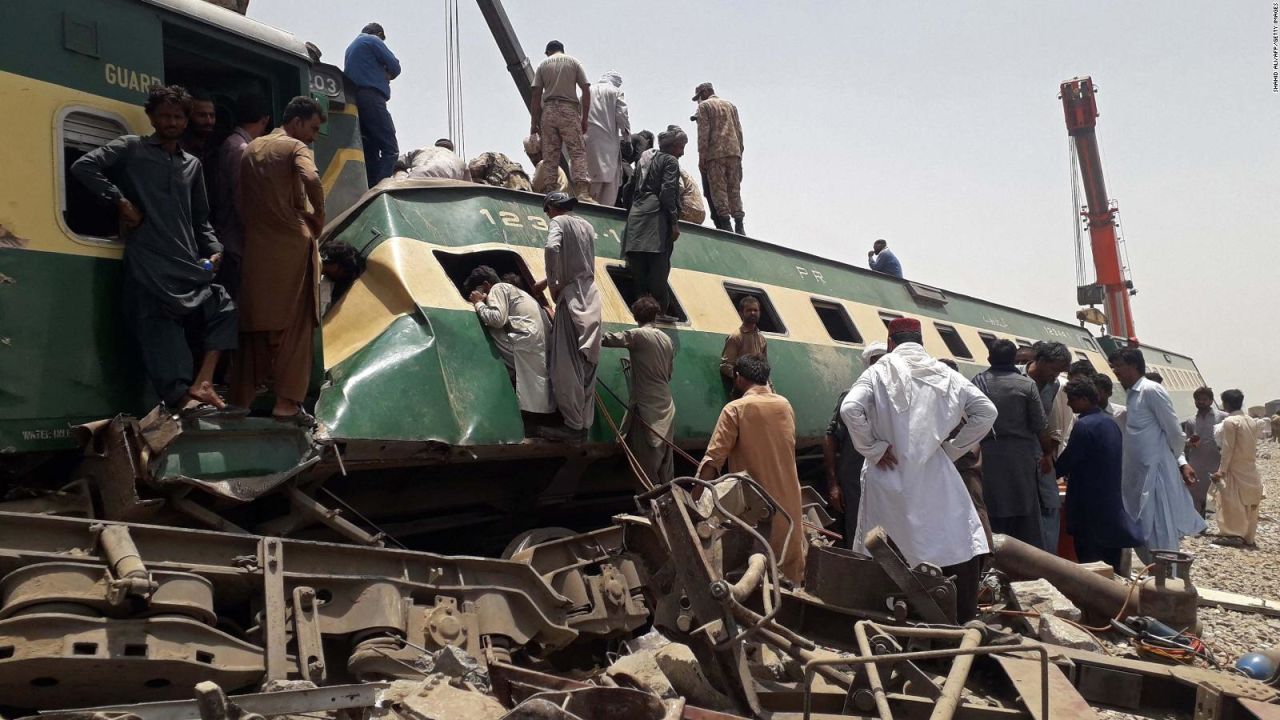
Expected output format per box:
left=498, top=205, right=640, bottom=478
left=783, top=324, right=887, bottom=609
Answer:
left=1059, top=77, right=1137, bottom=342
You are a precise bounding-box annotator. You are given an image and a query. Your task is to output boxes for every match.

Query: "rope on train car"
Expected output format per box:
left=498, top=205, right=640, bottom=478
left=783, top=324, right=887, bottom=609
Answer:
left=596, top=378, right=699, bottom=466
left=593, top=391, right=655, bottom=492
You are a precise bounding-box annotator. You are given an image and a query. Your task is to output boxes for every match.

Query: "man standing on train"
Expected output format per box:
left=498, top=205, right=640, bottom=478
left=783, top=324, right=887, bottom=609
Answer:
left=535, top=192, right=602, bottom=442
left=622, top=126, right=685, bottom=322
left=529, top=40, right=592, bottom=201
left=212, top=93, right=271, bottom=300
left=71, top=84, right=236, bottom=415
left=463, top=265, right=556, bottom=435
left=345, top=22, right=401, bottom=186
left=692, top=82, right=745, bottom=234
left=230, top=97, right=327, bottom=424
left=840, top=318, right=996, bottom=621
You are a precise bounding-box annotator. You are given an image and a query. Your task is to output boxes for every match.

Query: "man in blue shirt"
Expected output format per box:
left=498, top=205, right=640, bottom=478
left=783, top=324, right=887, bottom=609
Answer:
left=868, top=239, right=903, bottom=278
left=344, top=22, right=402, bottom=186
left=1055, top=378, right=1144, bottom=573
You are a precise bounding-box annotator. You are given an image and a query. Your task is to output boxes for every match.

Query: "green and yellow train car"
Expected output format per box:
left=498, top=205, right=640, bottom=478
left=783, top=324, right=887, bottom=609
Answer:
left=306, top=180, right=1209, bottom=549
left=0, top=0, right=365, bottom=459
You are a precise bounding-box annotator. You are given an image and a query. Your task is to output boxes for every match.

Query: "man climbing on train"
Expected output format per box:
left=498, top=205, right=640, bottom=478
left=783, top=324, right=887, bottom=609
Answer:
left=71, top=84, right=236, bottom=416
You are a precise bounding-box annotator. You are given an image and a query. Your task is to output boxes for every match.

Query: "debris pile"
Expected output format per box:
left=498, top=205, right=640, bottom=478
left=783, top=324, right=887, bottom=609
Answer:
left=7, top=471, right=1280, bottom=720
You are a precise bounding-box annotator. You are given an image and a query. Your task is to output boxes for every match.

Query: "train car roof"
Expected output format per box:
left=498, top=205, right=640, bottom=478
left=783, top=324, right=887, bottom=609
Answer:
left=140, top=0, right=312, bottom=61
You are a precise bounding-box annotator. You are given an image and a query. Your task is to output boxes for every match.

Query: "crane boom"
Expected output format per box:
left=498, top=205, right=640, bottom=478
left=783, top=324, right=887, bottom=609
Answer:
left=1060, top=76, right=1136, bottom=341
left=476, top=0, right=536, bottom=109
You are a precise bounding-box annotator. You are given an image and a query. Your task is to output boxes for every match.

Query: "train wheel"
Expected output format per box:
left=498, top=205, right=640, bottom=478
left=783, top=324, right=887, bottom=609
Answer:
left=501, top=526, right=577, bottom=559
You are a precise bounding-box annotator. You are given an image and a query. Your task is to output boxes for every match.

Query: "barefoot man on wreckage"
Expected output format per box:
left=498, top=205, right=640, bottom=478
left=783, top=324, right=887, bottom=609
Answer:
left=72, top=84, right=237, bottom=417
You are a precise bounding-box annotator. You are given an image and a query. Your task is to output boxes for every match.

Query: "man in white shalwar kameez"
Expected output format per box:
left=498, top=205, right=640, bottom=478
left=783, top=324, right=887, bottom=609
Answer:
left=1109, top=348, right=1205, bottom=562
left=840, top=318, right=997, bottom=621
left=536, top=192, right=602, bottom=441
left=585, top=71, right=630, bottom=206
left=464, top=265, right=555, bottom=427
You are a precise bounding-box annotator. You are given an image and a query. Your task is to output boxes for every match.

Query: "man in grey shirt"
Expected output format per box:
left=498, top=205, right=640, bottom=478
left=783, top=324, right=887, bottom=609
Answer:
left=972, top=339, right=1048, bottom=547
left=71, top=84, right=236, bottom=415
left=1182, top=386, right=1228, bottom=517
left=602, top=296, right=676, bottom=484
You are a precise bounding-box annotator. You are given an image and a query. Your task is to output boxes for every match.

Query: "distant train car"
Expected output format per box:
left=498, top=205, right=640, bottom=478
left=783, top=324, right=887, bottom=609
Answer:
left=0, top=0, right=364, bottom=459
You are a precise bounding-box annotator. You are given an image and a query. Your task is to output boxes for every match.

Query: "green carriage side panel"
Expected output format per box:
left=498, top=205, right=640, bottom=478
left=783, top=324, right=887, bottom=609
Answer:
left=0, top=251, right=147, bottom=451
left=0, top=0, right=165, bottom=103
left=321, top=312, right=522, bottom=444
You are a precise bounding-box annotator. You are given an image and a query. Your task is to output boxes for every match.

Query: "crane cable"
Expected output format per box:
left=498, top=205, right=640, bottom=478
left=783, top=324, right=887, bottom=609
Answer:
left=1068, top=140, right=1091, bottom=288
left=444, top=0, right=465, bottom=158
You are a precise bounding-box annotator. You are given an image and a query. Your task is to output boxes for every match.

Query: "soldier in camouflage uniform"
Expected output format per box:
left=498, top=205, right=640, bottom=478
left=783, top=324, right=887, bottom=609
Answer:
left=692, top=82, right=745, bottom=235
left=467, top=152, right=532, bottom=191
left=529, top=41, right=592, bottom=202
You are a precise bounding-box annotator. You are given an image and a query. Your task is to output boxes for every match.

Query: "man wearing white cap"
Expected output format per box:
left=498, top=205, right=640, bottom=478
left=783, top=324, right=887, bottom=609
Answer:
left=585, top=71, right=630, bottom=205
left=824, top=342, right=887, bottom=546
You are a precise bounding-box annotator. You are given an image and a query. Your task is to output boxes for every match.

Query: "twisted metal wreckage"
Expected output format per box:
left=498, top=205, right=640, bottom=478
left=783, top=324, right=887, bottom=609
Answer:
left=2, top=471, right=1278, bottom=720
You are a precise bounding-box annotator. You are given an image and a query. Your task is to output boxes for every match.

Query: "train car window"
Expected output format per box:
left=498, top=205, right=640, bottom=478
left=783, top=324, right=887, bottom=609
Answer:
left=878, top=312, right=904, bottom=331
left=61, top=110, right=129, bottom=240
left=811, top=300, right=862, bottom=344
left=1075, top=351, right=1088, bottom=362
left=433, top=249, right=542, bottom=304
left=724, top=284, right=786, bottom=334
left=978, top=332, right=998, bottom=352
left=934, top=324, right=973, bottom=359
left=1079, top=335, right=1098, bottom=351
left=606, top=266, right=688, bottom=323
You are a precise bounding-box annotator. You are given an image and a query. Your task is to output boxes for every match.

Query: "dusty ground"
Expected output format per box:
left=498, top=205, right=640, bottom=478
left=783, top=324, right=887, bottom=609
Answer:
left=1179, top=443, right=1280, bottom=662
left=1092, top=440, right=1280, bottom=719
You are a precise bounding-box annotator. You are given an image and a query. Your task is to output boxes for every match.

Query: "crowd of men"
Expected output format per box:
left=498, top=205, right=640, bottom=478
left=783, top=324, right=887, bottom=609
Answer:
left=71, top=83, right=348, bottom=423
left=343, top=25, right=748, bottom=234
left=824, top=331, right=1270, bottom=615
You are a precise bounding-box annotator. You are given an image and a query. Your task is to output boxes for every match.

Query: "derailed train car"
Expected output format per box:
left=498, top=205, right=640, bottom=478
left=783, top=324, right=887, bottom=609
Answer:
left=294, top=179, right=1210, bottom=551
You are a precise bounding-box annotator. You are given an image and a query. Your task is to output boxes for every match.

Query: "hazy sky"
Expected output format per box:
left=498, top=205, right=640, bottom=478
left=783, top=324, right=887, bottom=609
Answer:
left=252, top=1, right=1280, bottom=404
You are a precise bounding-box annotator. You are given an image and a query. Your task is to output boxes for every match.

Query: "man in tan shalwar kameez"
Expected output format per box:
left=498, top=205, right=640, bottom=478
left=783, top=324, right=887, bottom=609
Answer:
left=697, top=354, right=807, bottom=583
left=1212, top=389, right=1266, bottom=547
left=602, top=296, right=676, bottom=485
left=231, top=97, right=326, bottom=422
